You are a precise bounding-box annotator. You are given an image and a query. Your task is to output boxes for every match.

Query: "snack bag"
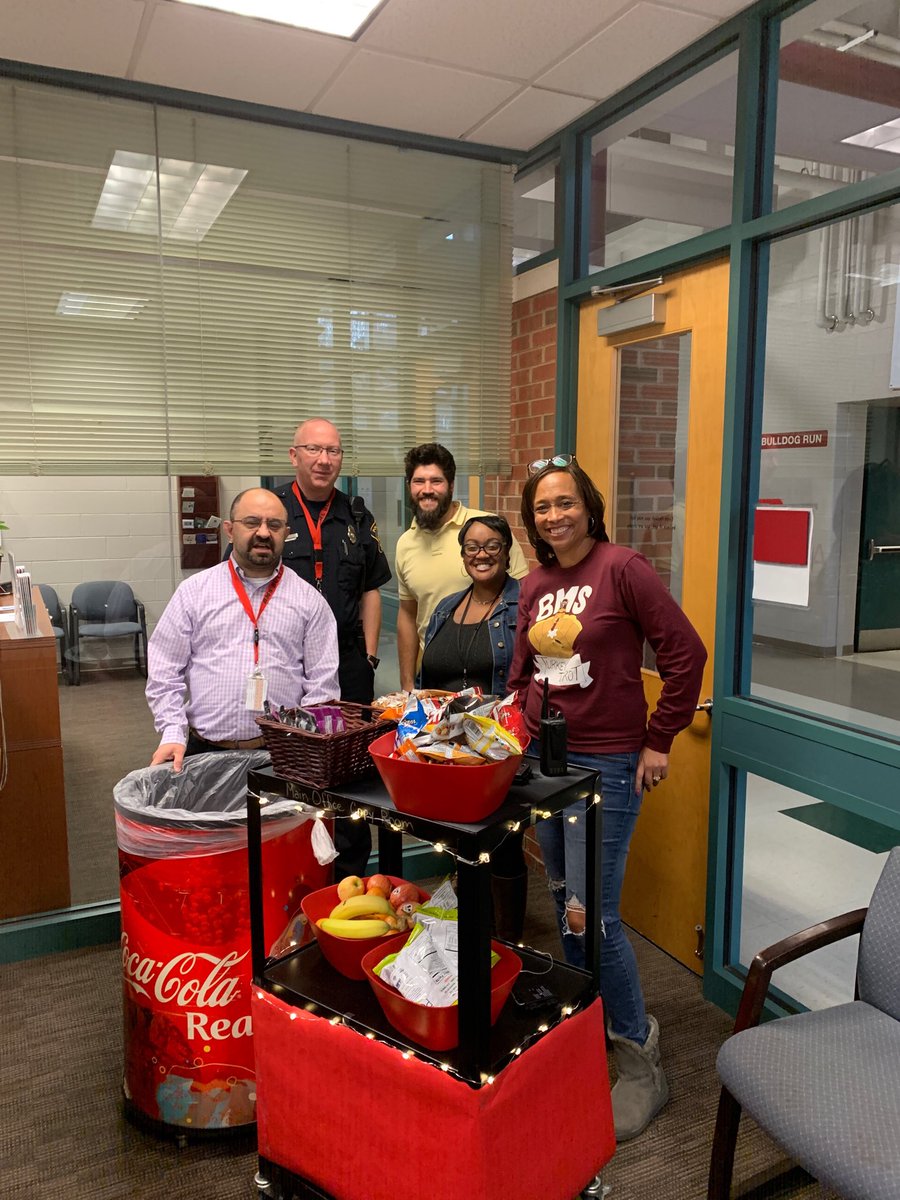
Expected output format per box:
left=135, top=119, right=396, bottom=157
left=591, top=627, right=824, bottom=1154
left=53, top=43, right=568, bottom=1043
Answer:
left=377, top=925, right=458, bottom=1007
left=417, top=743, right=485, bottom=766
left=307, top=705, right=346, bottom=735
left=492, top=692, right=530, bottom=751
left=396, top=695, right=431, bottom=745
left=462, top=714, right=523, bottom=760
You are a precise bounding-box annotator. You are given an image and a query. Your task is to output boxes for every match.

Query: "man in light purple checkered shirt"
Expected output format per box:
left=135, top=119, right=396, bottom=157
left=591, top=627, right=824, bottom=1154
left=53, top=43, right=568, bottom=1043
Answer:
left=147, top=487, right=339, bottom=771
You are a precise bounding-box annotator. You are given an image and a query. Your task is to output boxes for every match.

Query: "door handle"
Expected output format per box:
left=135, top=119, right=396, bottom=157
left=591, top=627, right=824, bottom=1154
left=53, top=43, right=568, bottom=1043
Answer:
left=866, top=540, right=900, bottom=561
left=696, top=698, right=713, bottom=714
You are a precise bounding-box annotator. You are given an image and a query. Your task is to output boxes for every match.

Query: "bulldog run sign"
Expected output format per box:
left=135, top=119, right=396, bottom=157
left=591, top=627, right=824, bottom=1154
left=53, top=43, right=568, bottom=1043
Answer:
left=761, top=429, right=828, bottom=449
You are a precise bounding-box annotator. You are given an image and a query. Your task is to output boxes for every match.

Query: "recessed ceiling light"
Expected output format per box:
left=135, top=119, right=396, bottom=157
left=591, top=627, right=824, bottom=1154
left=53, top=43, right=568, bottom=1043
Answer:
left=92, top=151, right=247, bottom=241
left=842, top=117, right=900, bottom=155
left=56, top=293, right=149, bottom=319
left=170, top=0, right=385, bottom=38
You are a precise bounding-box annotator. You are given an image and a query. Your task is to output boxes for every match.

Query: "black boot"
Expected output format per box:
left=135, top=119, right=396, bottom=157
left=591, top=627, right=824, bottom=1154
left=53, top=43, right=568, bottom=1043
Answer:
left=490, top=870, right=529, bottom=943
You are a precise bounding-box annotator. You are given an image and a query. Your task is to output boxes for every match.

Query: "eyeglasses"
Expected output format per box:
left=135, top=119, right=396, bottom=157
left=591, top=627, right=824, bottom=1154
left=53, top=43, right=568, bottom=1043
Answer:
left=528, top=453, right=576, bottom=476
left=292, top=444, right=344, bottom=458
left=462, top=540, right=505, bottom=558
left=232, top=517, right=288, bottom=532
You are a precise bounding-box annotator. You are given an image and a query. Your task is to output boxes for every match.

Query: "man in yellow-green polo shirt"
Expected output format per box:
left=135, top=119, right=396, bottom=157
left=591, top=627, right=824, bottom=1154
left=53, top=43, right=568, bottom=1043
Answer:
left=394, top=442, right=528, bottom=691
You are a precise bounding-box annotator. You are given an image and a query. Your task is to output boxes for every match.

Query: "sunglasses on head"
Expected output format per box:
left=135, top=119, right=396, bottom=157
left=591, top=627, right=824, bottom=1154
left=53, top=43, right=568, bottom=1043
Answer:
left=527, top=453, right=577, bottom=476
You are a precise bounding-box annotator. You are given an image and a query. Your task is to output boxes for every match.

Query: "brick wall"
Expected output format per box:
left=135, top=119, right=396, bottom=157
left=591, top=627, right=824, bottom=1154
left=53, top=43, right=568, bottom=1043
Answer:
left=616, top=337, right=683, bottom=592
left=489, top=282, right=559, bottom=873
left=483, top=286, right=557, bottom=566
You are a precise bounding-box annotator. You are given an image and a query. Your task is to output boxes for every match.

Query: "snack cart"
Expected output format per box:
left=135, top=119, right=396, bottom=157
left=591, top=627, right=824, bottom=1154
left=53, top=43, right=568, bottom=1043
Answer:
left=246, top=758, right=615, bottom=1200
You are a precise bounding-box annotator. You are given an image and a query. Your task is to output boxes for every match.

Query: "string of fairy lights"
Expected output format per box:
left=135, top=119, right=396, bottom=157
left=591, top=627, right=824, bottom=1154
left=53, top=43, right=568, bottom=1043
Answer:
left=248, top=786, right=603, bottom=1085
left=251, top=788, right=602, bottom=869
left=257, top=984, right=591, bottom=1088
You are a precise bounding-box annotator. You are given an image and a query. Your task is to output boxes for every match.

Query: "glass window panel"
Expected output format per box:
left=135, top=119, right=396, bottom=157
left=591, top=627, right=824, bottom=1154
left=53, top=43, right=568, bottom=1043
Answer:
left=0, top=80, right=513, bottom=481
left=750, top=201, right=900, bottom=740
left=587, top=53, right=738, bottom=272
left=0, top=76, right=509, bottom=926
left=774, top=0, right=900, bottom=213
left=513, top=157, right=558, bottom=269
left=612, top=331, right=690, bottom=669
left=738, top=770, right=891, bottom=1008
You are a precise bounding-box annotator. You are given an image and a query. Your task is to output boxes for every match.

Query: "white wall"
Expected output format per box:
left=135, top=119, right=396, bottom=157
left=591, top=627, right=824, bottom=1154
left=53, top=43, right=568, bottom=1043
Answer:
left=1, top=473, right=259, bottom=628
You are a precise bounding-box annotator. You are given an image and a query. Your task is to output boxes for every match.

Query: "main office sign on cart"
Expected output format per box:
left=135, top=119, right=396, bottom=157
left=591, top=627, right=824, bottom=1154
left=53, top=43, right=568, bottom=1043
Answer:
left=761, top=430, right=828, bottom=449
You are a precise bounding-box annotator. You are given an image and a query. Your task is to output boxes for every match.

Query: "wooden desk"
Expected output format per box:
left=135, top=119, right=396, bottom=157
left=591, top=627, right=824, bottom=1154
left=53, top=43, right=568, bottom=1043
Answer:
left=0, top=589, right=70, bottom=918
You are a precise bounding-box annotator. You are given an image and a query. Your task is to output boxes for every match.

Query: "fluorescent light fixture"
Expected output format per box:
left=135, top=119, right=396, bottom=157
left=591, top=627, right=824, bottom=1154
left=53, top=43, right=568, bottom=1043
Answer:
left=842, top=117, right=900, bottom=156
left=170, top=0, right=384, bottom=38
left=92, top=151, right=247, bottom=241
left=56, top=292, right=149, bottom=319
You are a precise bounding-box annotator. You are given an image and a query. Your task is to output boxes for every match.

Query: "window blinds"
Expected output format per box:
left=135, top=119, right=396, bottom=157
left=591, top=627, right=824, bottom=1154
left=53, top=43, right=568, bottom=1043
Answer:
left=0, top=80, right=512, bottom=478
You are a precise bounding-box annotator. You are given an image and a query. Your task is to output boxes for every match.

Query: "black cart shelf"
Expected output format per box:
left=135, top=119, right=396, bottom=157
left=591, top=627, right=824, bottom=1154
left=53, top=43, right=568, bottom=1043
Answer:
left=246, top=757, right=606, bottom=1200
left=247, top=758, right=602, bottom=1085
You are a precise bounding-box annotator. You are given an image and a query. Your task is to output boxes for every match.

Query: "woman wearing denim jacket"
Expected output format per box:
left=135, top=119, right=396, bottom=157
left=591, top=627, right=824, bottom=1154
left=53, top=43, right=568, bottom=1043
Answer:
left=420, top=514, right=528, bottom=941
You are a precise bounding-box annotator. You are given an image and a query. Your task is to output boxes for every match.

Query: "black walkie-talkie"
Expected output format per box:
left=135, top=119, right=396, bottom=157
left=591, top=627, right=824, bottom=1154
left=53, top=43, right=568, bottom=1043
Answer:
left=539, top=677, right=568, bottom=776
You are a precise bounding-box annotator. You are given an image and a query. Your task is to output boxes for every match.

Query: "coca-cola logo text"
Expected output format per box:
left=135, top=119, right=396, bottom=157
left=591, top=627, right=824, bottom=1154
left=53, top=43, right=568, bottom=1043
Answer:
left=121, top=932, right=247, bottom=1010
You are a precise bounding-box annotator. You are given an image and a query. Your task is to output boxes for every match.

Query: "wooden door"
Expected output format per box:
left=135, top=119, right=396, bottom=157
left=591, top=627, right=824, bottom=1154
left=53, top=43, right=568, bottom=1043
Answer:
left=576, top=259, right=727, bottom=973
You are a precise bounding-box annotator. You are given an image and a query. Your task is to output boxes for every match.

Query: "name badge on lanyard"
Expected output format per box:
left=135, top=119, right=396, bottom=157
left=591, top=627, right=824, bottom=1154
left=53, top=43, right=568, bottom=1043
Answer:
left=228, top=560, right=284, bottom=710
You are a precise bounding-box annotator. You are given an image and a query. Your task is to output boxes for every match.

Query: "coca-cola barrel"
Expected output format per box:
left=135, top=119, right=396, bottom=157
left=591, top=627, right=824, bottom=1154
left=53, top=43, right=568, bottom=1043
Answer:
left=114, top=751, right=330, bottom=1132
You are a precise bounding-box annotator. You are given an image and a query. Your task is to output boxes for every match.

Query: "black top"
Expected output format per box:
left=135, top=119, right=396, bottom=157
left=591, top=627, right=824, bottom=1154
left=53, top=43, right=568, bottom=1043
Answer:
left=420, top=612, right=494, bottom=692
left=275, top=484, right=392, bottom=645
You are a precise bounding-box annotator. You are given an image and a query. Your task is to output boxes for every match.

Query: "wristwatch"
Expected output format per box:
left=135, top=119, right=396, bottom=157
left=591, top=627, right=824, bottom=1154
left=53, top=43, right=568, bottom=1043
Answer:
left=367, top=654, right=380, bottom=669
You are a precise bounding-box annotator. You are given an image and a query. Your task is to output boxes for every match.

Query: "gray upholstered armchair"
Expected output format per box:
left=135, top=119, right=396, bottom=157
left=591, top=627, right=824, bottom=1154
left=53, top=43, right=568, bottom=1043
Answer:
left=708, top=845, right=900, bottom=1200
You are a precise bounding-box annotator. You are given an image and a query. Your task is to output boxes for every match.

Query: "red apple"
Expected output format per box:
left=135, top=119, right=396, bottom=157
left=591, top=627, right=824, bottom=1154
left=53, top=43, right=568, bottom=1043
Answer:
left=366, top=873, right=393, bottom=896
left=389, top=883, right=419, bottom=909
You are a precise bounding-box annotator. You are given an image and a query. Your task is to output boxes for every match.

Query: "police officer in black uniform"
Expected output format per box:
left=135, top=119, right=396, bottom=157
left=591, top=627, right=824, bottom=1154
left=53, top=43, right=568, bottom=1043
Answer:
left=276, top=418, right=392, bottom=877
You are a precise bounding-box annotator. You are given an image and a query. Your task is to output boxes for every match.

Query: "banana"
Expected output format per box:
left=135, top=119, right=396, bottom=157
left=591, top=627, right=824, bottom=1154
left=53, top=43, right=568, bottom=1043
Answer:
left=317, top=917, right=391, bottom=939
left=328, top=894, right=394, bottom=921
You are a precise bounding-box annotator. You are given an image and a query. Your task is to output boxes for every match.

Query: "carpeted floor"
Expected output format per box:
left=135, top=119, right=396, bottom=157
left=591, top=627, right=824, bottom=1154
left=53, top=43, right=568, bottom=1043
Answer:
left=0, top=872, right=833, bottom=1200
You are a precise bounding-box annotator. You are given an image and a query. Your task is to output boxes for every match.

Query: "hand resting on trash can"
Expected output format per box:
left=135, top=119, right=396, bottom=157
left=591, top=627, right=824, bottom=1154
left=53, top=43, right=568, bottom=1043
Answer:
left=150, top=742, right=186, bottom=772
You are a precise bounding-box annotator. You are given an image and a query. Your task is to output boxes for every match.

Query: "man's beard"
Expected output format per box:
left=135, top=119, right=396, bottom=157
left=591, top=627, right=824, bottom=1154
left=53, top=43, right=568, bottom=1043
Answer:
left=413, top=493, right=452, bottom=531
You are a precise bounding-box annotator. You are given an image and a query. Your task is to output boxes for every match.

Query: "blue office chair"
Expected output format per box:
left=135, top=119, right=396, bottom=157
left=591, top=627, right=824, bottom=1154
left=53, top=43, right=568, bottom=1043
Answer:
left=37, top=582, right=72, bottom=685
left=708, top=845, right=900, bottom=1200
left=69, top=580, right=148, bottom=686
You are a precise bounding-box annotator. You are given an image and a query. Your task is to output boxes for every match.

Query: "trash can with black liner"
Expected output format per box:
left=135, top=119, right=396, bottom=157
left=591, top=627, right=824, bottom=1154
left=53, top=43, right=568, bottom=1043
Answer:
left=114, top=750, right=332, bottom=1133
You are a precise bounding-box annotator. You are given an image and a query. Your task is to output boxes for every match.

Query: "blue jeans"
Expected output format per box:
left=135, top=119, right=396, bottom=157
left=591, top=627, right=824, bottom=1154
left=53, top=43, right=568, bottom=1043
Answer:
left=534, top=750, right=649, bottom=1044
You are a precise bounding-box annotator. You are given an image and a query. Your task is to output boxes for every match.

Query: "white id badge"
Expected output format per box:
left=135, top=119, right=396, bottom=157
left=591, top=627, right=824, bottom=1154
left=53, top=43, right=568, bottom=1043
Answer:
left=245, top=669, right=268, bottom=711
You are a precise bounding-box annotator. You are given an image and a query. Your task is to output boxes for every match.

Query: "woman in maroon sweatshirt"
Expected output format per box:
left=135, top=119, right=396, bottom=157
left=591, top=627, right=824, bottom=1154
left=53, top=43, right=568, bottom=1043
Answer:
left=507, top=456, right=706, bottom=1142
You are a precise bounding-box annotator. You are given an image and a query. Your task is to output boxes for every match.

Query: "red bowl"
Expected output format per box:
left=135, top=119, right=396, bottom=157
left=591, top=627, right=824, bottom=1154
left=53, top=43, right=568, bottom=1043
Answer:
left=361, top=933, right=522, bottom=1051
left=367, top=731, right=521, bottom=823
left=300, top=876, right=430, bottom=980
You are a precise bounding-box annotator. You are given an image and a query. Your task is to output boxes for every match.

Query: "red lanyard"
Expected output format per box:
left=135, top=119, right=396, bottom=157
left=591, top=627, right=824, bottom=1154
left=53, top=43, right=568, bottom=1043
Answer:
left=227, top=560, right=284, bottom=665
left=292, top=482, right=334, bottom=589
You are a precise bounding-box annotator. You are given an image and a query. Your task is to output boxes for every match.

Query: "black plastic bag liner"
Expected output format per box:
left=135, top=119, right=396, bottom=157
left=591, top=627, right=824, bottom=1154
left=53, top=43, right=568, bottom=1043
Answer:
left=114, top=750, right=308, bottom=859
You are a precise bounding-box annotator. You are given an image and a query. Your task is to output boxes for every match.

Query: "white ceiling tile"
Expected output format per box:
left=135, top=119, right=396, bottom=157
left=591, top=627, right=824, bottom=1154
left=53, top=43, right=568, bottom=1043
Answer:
left=133, top=3, right=354, bottom=110
left=362, top=0, right=632, bottom=80
left=313, top=51, right=521, bottom=140
left=0, top=0, right=146, bottom=76
left=467, top=88, right=596, bottom=150
left=537, top=3, right=718, bottom=101
left=675, top=0, right=755, bottom=16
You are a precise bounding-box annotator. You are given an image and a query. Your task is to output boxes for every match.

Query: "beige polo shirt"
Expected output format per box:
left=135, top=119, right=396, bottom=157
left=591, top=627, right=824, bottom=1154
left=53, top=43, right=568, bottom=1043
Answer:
left=395, top=502, right=529, bottom=652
